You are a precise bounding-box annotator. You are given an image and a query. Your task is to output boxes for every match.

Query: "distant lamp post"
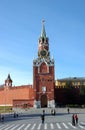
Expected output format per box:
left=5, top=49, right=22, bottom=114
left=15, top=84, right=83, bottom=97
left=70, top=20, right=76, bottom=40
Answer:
left=4, top=88, right=6, bottom=113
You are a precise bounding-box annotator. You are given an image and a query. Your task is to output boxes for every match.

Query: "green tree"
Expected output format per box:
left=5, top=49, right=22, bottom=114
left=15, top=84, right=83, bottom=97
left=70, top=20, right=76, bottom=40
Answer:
left=65, top=81, right=77, bottom=104
left=65, top=80, right=72, bottom=88
left=80, top=85, right=85, bottom=95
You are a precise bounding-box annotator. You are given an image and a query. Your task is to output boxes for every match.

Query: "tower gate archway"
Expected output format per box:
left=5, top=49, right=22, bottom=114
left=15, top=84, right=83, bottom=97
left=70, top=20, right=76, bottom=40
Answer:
left=41, top=95, right=47, bottom=108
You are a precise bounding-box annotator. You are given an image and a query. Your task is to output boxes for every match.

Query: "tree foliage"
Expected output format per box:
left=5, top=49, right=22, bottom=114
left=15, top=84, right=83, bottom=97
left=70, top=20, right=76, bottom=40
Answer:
left=80, top=85, right=85, bottom=95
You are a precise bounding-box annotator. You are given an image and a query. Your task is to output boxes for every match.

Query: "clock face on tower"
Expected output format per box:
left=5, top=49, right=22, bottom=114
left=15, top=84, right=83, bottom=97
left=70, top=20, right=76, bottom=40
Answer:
left=40, top=50, right=47, bottom=58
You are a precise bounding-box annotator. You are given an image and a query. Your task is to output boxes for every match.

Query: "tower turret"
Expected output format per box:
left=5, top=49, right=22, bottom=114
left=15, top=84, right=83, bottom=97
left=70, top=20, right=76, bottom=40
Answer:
left=5, top=74, right=12, bottom=88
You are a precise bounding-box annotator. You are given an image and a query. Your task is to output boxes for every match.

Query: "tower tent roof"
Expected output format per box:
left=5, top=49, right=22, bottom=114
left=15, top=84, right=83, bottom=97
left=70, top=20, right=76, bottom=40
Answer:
left=41, top=20, right=46, bottom=38
left=6, top=74, right=12, bottom=81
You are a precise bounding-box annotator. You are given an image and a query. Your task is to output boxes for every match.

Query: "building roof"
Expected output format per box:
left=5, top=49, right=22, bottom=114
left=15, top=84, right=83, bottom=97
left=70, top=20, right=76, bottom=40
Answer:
left=57, top=77, right=85, bottom=82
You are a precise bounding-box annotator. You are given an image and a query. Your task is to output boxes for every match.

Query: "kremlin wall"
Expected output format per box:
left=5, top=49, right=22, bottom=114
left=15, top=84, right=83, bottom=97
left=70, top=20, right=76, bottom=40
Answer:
left=0, top=74, right=34, bottom=108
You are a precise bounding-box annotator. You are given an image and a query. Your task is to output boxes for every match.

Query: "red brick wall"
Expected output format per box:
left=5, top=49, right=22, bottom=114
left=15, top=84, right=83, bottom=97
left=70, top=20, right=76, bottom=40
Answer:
left=0, top=85, right=34, bottom=106
left=33, top=62, right=55, bottom=101
left=13, top=99, right=34, bottom=108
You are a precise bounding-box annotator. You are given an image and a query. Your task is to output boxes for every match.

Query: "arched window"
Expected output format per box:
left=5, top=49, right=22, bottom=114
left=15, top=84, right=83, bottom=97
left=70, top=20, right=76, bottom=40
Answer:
left=40, top=62, right=48, bottom=73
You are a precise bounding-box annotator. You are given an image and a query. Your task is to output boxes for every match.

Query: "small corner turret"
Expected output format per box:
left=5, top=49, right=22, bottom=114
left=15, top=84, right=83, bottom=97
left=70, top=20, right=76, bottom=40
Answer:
left=5, top=74, right=12, bottom=88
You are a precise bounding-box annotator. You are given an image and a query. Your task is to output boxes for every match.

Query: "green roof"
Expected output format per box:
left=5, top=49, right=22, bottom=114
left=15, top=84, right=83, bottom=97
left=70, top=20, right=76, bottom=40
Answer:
left=57, top=77, right=85, bottom=81
left=41, top=21, right=46, bottom=38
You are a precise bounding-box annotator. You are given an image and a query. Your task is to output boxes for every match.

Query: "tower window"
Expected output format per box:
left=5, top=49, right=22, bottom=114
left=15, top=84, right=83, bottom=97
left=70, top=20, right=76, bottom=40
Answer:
left=42, top=37, right=44, bottom=43
left=42, top=86, right=46, bottom=93
left=39, top=39, right=41, bottom=43
left=39, top=62, right=48, bottom=73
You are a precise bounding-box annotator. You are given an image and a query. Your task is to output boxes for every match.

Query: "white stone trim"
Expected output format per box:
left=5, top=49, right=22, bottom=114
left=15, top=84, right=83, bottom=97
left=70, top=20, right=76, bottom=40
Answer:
left=47, top=100, right=55, bottom=108
left=34, top=99, right=55, bottom=108
left=34, top=100, right=41, bottom=108
left=38, top=60, right=49, bottom=73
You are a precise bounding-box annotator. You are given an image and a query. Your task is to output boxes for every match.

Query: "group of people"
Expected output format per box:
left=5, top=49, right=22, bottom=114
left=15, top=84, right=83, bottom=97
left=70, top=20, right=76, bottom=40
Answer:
left=0, top=112, right=18, bottom=122
left=72, top=114, right=78, bottom=126
left=41, top=109, right=79, bottom=126
left=14, top=112, right=18, bottom=118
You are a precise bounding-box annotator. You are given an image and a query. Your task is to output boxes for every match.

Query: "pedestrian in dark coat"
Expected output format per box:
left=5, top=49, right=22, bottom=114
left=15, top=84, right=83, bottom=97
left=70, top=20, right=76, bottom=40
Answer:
left=14, top=112, right=16, bottom=118
left=43, top=110, right=45, bottom=115
left=1, top=115, right=4, bottom=122
left=75, top=114, right=78, bottom=125
left=67, top=108, right=70, bottom=114
left=72, top=114, right=75, bottom=126
left=41, top=114, right=45, bottom=123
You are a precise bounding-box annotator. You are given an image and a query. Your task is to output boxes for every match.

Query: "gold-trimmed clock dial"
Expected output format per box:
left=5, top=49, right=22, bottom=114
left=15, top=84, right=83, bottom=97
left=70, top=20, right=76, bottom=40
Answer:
left=40, top=49, right=47, bottom=57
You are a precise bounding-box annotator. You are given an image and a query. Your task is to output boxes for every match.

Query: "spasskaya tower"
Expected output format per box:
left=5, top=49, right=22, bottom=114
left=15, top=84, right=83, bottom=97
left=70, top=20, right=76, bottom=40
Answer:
left=33, top=21, right=55, bottom=108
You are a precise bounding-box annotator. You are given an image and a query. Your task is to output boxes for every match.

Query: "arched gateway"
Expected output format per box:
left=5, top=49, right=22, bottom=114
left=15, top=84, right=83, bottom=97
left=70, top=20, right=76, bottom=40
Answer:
left=33, top=21, right=55, bottom=108
left=41, top=95, right=47, bottom=108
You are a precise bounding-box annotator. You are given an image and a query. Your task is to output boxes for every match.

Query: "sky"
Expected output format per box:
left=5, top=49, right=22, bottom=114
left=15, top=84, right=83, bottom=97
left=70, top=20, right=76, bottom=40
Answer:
left=0, top=0, right=85, bottom=86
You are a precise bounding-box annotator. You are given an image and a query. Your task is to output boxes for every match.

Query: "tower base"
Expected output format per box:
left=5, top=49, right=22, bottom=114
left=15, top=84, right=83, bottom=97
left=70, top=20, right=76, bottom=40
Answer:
left=34, top=100, right=55, bottom=108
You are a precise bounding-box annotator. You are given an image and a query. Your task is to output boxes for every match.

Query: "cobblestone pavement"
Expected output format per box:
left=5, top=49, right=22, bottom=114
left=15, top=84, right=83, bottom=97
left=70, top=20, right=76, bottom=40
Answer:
left=0, top=108, right=85, bottom=130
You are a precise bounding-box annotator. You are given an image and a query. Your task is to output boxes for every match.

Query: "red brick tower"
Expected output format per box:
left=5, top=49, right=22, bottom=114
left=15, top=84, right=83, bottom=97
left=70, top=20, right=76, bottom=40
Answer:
left=33, top=21, right=55, bottom=108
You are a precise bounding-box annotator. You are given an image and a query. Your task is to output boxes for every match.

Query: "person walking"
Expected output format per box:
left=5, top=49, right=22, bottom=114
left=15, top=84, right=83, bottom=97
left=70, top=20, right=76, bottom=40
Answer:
left=72, top=114, right=75, bottom=126
left=75, top=114, right=78, bottom=125
left=43, top=110, right=45, bottom=115
left=67, top=108, right=70, bottom=114
left=51, top=109, right=56, bottom=115
left=41, top=114, right=45, bottom=124
left=51, top=109, right=53, bottom=115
